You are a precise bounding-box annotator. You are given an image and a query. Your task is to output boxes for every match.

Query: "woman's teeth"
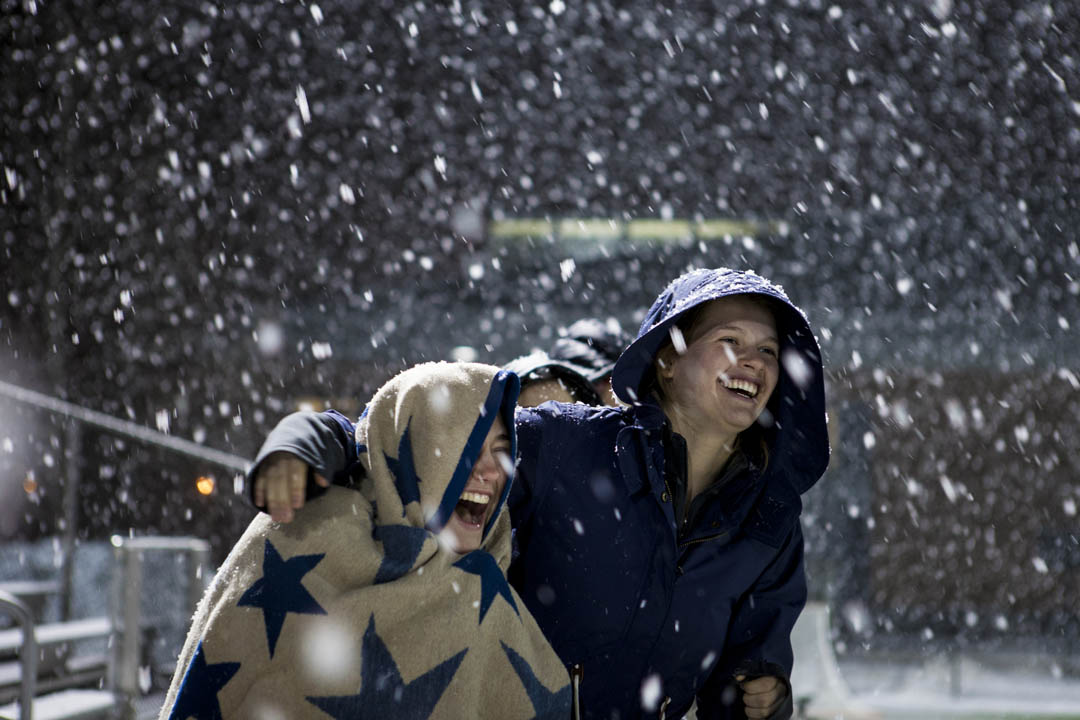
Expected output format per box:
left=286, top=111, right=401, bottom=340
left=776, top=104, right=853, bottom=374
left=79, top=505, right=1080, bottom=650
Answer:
left=455, top=492, right=493, bottom=527
left=723, top=378, right=759, bottom=397
left=460, top=491, right=490, bottom=504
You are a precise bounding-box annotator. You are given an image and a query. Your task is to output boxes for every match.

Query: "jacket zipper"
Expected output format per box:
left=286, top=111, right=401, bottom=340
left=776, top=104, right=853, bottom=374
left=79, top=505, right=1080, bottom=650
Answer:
left=570, top=663, right=584, bottom=720
left=678, top=530, right=730, bottom=549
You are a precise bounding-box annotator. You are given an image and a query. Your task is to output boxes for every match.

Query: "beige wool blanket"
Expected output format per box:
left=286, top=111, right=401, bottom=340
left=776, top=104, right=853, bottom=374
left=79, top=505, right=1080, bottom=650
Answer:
left=161, top=362, right=570, bottom=719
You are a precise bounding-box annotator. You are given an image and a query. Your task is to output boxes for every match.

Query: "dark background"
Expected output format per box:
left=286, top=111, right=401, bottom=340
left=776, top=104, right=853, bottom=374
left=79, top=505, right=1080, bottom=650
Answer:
left=2, top=0, right=1077, bottom=658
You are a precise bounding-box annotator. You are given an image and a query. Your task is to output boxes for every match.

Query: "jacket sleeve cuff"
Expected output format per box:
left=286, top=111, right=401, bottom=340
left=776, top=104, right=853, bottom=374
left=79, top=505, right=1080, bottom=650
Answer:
left=246, top=411, right=356, bottom=508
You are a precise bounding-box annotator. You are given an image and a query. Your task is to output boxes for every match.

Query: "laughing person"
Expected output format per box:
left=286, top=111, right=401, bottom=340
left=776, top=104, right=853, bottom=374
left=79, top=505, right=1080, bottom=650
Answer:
left=160, top=362, right=570, bottom=720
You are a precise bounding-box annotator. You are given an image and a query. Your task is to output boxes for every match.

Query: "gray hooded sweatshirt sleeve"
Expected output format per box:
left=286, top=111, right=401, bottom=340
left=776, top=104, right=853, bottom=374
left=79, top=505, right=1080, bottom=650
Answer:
left=246, top=410, right=357, bottom=505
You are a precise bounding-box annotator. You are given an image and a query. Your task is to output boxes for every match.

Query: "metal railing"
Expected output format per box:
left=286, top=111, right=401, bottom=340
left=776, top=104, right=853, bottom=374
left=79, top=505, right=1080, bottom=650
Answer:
left=0, top=379, right=249, bottom=472
left=0, top=378, right=247, bottom=620
left=0, top=379, right=243, bottom=716
left=0, top=591, right=37, bottom=720
left=109, top=536, right=210, bottom=718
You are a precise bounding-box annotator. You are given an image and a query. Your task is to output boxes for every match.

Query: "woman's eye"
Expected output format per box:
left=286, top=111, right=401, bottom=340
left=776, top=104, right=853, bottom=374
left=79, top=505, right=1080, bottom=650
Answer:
left=760, top=347, right=778, bottom=357
left=719, top=337, right=737, bottom=344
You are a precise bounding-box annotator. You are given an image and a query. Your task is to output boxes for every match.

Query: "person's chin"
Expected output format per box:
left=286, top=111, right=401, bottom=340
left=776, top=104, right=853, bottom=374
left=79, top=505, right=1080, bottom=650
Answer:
left=713, top=405, right=759, bottom=435
left=440, top=516, right=483, bottom=554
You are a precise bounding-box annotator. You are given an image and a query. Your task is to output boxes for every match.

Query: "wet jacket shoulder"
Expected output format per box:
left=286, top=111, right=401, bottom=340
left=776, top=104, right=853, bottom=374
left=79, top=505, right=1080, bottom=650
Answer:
left=509, top=401, right=627, bottom=524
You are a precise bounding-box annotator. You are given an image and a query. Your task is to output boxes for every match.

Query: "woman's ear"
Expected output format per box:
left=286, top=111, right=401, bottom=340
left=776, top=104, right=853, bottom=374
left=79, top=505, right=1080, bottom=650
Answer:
left=655, top=346, right=677, bottom=380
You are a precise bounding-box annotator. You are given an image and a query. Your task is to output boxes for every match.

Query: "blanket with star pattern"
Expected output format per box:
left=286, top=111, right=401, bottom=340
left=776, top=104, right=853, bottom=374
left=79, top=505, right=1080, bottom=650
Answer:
left=160, top=361, right=570, bottom=720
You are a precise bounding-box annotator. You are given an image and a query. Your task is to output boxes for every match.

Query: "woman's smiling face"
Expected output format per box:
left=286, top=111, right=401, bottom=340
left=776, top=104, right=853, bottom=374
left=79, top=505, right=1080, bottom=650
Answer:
left=657, top=296, right=780, bottom=440
left=438, top=415, right=511, bottom=554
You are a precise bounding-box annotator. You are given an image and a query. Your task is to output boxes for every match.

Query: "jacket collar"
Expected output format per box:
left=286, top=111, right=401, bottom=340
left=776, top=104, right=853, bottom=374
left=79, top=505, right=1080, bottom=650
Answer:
left=619, top=402, right=803, bottom=547
left=614, top=403, right=668, bottom=496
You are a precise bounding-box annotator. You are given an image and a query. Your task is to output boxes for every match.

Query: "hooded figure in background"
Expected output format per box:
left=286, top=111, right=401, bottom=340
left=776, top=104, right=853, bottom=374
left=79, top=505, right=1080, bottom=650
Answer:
left=506, top=317, right=630, bottom=407
left=161, top=362, right=570, bottom=720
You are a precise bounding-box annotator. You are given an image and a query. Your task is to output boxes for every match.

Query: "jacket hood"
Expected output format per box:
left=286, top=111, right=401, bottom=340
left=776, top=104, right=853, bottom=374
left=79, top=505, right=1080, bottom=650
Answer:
left=611, top=267, right=829, bottom=492
left=356, top=361, right=520, bottom=545
left=547, top=317, right=630, bottom=382
left=503, top=350, right=602, bottom=405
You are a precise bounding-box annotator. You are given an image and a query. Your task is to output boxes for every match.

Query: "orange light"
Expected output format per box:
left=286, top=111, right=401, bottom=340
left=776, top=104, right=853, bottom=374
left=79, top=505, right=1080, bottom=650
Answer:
left=23, top=475, right=38, bottom=494
left=195, top=476, right=215, bottom=495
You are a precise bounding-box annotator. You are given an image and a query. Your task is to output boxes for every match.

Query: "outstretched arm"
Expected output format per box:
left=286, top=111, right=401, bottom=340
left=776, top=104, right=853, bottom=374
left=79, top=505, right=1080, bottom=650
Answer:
left=247, top=409, right=361, bottom=522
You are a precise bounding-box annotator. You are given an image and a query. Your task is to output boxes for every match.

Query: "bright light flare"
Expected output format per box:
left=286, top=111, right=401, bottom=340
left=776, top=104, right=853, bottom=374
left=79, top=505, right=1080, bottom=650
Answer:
left=195, top=476, right=216, bottom=495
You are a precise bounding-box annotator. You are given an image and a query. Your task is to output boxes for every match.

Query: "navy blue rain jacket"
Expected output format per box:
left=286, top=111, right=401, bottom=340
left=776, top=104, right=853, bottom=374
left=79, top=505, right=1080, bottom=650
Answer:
left=508, top=268, right=829, bottom=719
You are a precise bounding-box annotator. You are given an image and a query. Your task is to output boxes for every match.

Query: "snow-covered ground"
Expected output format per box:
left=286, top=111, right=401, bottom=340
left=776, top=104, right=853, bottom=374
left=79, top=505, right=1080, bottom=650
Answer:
left=791, top=603, right=1080, bottom=719
left=821, top=655, right=1080, bottom=719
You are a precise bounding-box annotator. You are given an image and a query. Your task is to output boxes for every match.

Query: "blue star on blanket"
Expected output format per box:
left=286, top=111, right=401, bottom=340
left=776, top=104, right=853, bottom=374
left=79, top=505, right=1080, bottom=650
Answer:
left=384, top=419, right=421, bottom=514
left=238, top=539, right=327, bottom=657
left=307, top=614, right=466, bottom=718
left=167, top=640, right=240, bottom=720
left=454, top=550, right=519, bottom=624
left=502, top=641, right=573, bottom=720
left=373, top=525, right=429, bottom=584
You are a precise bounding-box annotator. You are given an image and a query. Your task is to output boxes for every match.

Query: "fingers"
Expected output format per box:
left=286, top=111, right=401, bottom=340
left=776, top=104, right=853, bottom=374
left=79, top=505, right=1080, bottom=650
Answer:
left=266, top=455, right=298, bottom=523
left=744, top=704, right=777, bottom=720
left=289, top=468, right=308, bottom=510
left=290, top=472, right=330, bottom=513
left=740, top=675, right=785, bottom=719
left=740, top=676, right=779, bottom=694
left=256, top=452, right=310, bottom=523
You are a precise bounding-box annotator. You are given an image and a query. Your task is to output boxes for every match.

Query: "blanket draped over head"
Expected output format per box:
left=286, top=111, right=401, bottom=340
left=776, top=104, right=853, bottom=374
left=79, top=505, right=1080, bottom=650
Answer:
left=160, top=362, right=570, bottom=720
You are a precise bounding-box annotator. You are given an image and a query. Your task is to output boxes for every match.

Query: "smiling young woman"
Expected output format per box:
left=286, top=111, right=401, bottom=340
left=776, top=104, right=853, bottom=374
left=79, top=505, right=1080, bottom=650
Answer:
left=653, top=295, right=782, bottom=507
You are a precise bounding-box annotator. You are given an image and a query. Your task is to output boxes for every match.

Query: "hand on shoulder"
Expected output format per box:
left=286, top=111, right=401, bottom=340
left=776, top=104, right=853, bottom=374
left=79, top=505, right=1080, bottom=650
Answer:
left=252, top=451, right=328, bottom=523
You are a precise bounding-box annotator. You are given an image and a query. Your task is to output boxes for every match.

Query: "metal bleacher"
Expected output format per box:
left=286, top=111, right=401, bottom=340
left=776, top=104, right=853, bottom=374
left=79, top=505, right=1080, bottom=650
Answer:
left=0, top=587, right=115, bottom=720
left=0, top=537, right=210, bottom=720
left=0, top=380, right=244, bottom=720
